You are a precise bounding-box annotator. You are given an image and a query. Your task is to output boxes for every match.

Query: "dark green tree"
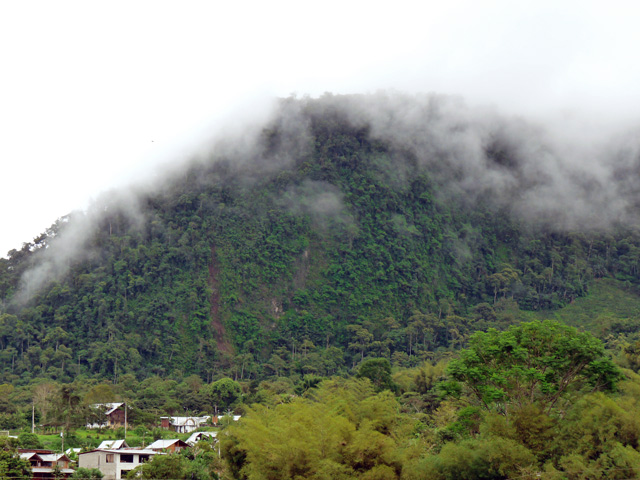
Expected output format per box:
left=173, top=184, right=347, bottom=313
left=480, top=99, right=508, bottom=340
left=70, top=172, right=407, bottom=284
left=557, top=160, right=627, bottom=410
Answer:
left=357, top=358, right=396, bottom=392
left=17, top=432, right=43, bottom=449
left=203, top=378, right=242, bottom=414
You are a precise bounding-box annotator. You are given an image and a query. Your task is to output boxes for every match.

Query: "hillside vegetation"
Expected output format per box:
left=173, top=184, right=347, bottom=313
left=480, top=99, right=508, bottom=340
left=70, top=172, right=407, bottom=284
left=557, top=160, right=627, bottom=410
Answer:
left=1, top=94, right=640, bottom=385
left=4, top=93, right=640, bottom=479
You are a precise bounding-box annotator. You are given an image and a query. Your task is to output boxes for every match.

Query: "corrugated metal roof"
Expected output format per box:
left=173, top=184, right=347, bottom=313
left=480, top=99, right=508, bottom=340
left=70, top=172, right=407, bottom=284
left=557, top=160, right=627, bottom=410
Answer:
left=19, top=452, right=39, bottom=460
left=147, top=439, right=185, bottom=449
left=38, top=453, right=69, bottom=462
left=186, top=431, right=217, bottom=445
left=103, top=448, right=158, bottom=454
left=98, top=439, right=128, bottom=449
left=80, top=448, right=160, bottom=455
left=91, top=402, right=124, bottom=415
left=32, top=467, right=74, bottom=474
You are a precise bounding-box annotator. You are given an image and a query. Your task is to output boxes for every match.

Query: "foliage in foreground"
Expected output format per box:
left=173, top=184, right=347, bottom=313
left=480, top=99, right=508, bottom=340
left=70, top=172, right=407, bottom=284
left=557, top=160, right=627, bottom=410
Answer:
left=70, top=467, right=104, bottom=479
left=127, top=443, right=220, bottom=480
left=220, top=322, right=636, bottom=480
left=223, top=378, right=403, bottom=480
left=0, top=437, right=31, bottom=480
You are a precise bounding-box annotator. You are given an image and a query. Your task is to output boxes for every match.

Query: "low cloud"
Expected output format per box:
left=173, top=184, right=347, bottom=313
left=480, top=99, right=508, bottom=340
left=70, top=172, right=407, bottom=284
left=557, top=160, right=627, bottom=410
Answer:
left=306, top=92, right=640, bottom=231
left=11, top=92, right=640, bottom=303
left=12, top=189, right=145, bottom=305
left=278, top=180, right=356, bottom=234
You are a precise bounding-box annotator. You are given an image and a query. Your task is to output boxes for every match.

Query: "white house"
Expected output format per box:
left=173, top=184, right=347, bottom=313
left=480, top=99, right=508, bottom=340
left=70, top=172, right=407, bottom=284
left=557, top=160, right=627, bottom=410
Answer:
left=78, top=448, right=160, bottom=480
left=160, top=415, right=211, bottom=433
left=186, top=431, right=217, bottom=445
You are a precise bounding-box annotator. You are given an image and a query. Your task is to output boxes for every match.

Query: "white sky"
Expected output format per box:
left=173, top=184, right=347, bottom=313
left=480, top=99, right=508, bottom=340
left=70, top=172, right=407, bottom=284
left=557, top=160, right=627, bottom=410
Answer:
left=2, top=0, right=640, bottom=257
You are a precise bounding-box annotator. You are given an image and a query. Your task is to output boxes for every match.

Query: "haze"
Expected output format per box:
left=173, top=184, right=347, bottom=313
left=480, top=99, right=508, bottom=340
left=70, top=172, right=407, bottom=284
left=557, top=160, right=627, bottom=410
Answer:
left=2, top=0, right=640, bottom=257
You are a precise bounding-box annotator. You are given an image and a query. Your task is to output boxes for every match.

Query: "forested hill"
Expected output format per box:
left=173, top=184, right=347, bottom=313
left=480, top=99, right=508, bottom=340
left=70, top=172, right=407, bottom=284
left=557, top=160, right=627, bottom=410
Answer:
left=2, top=93, right=640, bottom=384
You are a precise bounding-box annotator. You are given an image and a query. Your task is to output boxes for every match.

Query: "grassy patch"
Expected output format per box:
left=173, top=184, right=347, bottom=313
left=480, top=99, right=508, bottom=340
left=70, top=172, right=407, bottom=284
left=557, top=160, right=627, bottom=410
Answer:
left=535, top=278, right=640, bottom=335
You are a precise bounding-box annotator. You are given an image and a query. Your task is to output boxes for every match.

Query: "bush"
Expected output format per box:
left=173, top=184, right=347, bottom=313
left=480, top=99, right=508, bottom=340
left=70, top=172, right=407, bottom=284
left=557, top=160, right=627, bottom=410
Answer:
left=17, top=432, right=43, bottom=449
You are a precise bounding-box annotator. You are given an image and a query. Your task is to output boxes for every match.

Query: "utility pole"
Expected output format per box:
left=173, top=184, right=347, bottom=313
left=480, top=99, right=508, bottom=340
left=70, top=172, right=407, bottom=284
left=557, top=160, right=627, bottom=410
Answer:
left=31, top=403, right=35, bottom=434
left=124, top=403, right=127, bottom=439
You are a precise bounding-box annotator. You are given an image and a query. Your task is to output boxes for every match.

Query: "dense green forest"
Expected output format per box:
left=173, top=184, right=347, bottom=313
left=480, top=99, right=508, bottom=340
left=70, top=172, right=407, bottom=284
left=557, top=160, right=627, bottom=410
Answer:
left=3, top=94, right=640, bottom=385
left=2, top=320, right=640, bottom=480
left=3, top=93, right=640, bottom=478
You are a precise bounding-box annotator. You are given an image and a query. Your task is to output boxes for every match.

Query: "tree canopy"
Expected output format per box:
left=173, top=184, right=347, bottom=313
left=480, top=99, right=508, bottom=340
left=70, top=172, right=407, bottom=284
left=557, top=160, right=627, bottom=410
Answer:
left=443, top=320, right=621, bottom=413
left=0, top=438, right=31, bottom=480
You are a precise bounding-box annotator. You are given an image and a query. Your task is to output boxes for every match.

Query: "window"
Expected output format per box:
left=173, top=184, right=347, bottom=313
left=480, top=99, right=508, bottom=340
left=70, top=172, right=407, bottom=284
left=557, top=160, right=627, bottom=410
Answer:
left=139, top=455, right=150, bottom=463
left=106, top=454, right=114, bottom=463
left=120, top=454, right=134, bottom=463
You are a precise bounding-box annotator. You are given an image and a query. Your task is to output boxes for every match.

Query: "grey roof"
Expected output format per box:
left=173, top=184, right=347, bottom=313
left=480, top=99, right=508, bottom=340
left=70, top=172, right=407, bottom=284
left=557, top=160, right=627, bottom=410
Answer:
left=19, top=452, right=39, bottom=460
left=147, top=439, right=187, bottom=450
left=104, top=448, right=159, bottom=454
left=161, top=415, right=210, bottom=426
left=38, top=453, right=70, bottom=463
left=186, top=431, right=217, bottom=445
left=32, top=467, right=74, bottom=474
left=97, top=439, right=128, bottom=449
left=80, top=448, right=160, bottom=455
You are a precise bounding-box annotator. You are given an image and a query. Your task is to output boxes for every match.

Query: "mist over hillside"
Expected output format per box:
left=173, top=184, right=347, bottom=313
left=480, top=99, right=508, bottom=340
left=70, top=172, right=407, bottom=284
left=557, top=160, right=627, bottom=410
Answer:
left=2, top=93, right=640, bottom=384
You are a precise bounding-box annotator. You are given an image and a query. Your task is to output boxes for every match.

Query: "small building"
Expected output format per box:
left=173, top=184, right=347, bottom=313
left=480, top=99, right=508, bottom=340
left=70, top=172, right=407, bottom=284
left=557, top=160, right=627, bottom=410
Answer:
left=97, top=439, right=129, bottom=450
left=78, top=448, right=159, bottom=480
left=19, top=450, right=74, bottom=479
left=87, top=403, right=127, bottom=429
left=146, top=439, right=190, bottom=453
left=160, top=415, right=210, bottom=433
left=186, top=431, right=217, bottom=446
left=214, top=414, right=241, bottom=424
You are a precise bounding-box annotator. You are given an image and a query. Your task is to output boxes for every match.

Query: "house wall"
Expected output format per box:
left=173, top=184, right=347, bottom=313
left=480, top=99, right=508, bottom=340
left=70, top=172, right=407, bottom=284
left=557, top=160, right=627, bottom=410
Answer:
left=107, top=409, right=126, bottom=426
left=114, top=453, right=144, bottom=479
left=79, top=452, right=117, bottom=480
left=80, top=451, right=154, bottom=480
left=166, top=443, right=185, bottom=453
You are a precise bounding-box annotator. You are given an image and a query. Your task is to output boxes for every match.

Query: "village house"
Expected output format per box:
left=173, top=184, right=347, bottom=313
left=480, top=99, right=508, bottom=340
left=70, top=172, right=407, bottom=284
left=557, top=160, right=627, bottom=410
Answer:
left=87, top=403, right=127, bottom=429
left=78, top=448, right=160, bottom=480
left=64, top=448, right=81, bottom=457
left=186, top=431, right=217, bottom=445
left=19, top=449, right=74, bottom=479
left=147, top=438, right=190, bottom=453
left=160, top=415, right=210, bottom=433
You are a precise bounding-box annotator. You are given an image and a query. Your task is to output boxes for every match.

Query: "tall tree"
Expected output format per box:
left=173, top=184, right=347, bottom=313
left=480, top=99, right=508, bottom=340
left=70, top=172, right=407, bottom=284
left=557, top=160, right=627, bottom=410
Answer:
left=443, top=320, right=621, bottom=414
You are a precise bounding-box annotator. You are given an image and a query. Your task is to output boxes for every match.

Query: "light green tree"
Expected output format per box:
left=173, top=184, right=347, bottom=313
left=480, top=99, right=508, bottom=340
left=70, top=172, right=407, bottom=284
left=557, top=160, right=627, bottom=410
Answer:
left=0, top=437, right=32, bottom=480
left=442, top=320, right=621, bottom=414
